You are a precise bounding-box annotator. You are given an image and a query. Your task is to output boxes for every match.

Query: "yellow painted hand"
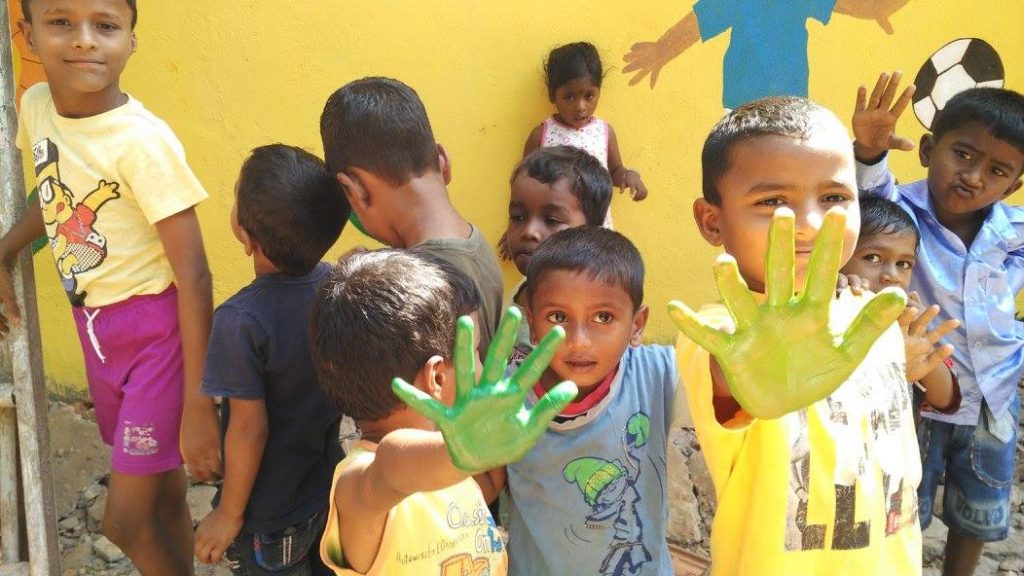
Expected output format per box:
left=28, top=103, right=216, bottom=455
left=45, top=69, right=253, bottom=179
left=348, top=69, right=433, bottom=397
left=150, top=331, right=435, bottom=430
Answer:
left=669, top=208, right=907, bottom=419
left=392, top=308, right=578, bottom=473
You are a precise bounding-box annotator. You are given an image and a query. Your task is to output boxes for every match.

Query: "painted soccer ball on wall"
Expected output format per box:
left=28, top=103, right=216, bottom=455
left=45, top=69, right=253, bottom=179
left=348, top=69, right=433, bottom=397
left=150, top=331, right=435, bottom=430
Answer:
left=912, top=38, right=1004, bottom=129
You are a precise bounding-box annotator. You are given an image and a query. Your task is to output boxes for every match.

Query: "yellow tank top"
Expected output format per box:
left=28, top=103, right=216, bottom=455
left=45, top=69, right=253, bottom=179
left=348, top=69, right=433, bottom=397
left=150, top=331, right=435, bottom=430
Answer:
left=319, top=444, right=508, bottom=576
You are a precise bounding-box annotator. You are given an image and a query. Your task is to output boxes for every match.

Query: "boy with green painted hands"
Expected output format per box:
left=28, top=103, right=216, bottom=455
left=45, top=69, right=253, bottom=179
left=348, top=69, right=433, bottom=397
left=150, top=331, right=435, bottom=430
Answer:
left=311, top=249, right=575, bottom=576
left=674, top=96, right=923, bottom=575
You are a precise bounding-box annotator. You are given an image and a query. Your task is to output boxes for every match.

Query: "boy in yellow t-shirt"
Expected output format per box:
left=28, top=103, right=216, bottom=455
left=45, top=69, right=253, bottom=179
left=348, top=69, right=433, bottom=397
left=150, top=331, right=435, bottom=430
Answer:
left=671, top=96, right=921, bottom=575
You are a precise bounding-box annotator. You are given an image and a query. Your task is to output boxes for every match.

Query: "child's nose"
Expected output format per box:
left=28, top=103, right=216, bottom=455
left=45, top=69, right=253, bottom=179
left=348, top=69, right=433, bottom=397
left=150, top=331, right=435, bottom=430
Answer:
left=566, top=324, right=591, bottom=350
left=72, top=26, right=99, bottom=50
left=793, top=207, right=825, bottom=240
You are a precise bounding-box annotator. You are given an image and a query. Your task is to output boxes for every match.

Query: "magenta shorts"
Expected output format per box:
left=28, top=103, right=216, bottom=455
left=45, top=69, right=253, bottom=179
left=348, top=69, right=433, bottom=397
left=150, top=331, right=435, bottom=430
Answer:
left=71, top=286, right=184, bottom=475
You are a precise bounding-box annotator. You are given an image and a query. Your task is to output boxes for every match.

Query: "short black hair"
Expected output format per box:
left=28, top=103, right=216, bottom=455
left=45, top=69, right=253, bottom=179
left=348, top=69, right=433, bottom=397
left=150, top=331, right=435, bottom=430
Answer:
left=22, top=0, right=137, bottom=28
left=320, top=77, right=440, bottom=186
left=545, top=42, right=603, bottom=101
left=932, top=87, right=1024, bottom=157
left=526, top=227, right=644, bottom=311
left=858, top=197, right=919, bottom=250
left=511, top=146, right=612, bottom=226
left=310, top=250, right=467, bottom=421
left=235, top=144, right=347, bottom=275
left=702, top=96, right=846, bottom=204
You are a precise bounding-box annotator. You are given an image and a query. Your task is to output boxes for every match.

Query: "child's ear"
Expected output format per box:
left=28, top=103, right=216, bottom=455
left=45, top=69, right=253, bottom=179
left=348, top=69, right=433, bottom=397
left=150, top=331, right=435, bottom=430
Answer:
left=629, top=304, right=650, bottom=347
left=437, top=144, right=452, bottom=185
left=693, top=199, right=724, bottom=246
left=238, top=228, right=255, bottom=256
left=17, top=20, right=36, bottom=54
left=918, top=134, right=935, bottom=168
left=413, top=355, right=447, bottom=402
left=131, top=32, right=138, bottom=54
left=337, top=171, right=370, bottom=213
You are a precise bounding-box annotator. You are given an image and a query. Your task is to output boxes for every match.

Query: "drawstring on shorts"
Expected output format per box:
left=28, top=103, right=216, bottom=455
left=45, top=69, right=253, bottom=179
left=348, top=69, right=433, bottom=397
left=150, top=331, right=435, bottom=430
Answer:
left=83, top=309, right=106, bottom=364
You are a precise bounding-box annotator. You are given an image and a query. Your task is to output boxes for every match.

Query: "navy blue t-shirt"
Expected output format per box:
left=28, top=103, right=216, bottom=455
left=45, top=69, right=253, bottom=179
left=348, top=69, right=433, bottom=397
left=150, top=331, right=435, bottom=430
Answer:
left=202, top=262, right=342, bottom=534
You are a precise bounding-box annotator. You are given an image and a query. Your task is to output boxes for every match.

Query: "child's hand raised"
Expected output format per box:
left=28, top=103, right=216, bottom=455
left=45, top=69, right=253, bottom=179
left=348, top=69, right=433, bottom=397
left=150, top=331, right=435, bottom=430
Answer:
left=669, top=208, right=907, bottom=419
left=900, top=292, right=958, bottom=383
left=853, top=71, right=916, bottom=163
left=393, top=308, right=577, bottom=472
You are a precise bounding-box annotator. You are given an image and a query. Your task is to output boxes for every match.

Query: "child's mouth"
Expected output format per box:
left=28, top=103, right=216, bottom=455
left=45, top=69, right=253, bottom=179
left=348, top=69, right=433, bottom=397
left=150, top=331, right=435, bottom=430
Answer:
left=564, top=359, right=597, bottom=373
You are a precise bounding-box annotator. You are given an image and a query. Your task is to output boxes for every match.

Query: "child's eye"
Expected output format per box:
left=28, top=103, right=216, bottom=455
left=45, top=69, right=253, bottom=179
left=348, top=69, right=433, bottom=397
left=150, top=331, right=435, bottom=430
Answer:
left=896, top=260, right=915, bottom=271
left=96, top=22, right=119, bottom=31
left=822, top=193, right=851, bottom=204
left=863, top=253, right=881, bottom=263
left=954, top=149, right=972, bottom=161
left=509, top=213, right=525, bottom=223
left=991, top=166, right=1008, bottom=178
left=544, top=217, right=563, bottom=226
left=757, top=198, right=783, bottom=207
left=546, top=311, right=568, bottom=324
left=48, top=18, right=71, bottom=27
left=593, top=311, right=613, bottom=324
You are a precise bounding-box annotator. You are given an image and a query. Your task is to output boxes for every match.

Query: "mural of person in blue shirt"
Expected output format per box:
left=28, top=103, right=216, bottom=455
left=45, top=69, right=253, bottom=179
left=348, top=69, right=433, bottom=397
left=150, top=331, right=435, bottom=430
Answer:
left=623, top=0, right=911, bottom=109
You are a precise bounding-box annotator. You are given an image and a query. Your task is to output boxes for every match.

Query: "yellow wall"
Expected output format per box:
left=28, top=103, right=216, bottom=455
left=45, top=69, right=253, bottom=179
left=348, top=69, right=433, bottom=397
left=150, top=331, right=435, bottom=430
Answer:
left=7, top=1, right=1024, bottom=392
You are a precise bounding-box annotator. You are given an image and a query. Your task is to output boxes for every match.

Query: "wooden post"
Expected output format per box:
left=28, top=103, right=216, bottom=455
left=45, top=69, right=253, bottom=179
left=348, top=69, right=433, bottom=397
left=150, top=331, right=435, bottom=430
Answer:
left=0, top=2, right=60, bottom=574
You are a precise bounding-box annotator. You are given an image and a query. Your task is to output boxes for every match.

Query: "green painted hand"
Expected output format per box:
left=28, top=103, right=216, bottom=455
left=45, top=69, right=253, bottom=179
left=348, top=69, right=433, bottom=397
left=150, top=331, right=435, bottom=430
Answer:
left=392, top=307, right=578, bottom=473
left=669, top=207, right=907, bottom=419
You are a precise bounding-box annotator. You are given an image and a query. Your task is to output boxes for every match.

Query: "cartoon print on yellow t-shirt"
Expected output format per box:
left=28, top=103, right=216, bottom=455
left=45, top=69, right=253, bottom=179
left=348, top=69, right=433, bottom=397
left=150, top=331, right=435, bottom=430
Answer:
left=31, top=138, right=119, bottom=306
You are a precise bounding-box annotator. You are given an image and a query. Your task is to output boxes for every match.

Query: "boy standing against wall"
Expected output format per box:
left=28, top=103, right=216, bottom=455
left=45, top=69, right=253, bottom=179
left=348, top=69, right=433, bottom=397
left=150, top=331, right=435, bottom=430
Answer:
left=853, top=74, right=1024, bottom=576
left=193, top=145, right=347, bottom=575
left=319, top=77, right=504, bottom=350
left=1, top=0, right=215, bottom=573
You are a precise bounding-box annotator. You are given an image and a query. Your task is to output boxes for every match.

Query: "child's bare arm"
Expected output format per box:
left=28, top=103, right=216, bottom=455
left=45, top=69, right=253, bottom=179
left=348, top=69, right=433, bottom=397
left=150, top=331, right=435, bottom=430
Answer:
left=622, top=11, right=700, bottom=89
left=852, top=71, right=917, bottom=163
left=194, top=398, right=267, bottom=564
left=333, top=429, right=466, bottom=572
left=156, top=208, right=218, bottom=481
left=523, top=125, right=543, bottom=158
left=607, top=126, right=648, bottom=201
left=0, top=202, right=45, bottom=334
left=474, top=467, right=508, bottom=504
left=918, top=361, right=958, bottom=413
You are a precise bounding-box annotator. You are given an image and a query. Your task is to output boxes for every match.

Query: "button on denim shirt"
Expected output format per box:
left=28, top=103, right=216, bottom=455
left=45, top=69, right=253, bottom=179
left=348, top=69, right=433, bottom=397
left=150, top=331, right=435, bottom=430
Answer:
left=859, top=158, right=1024, bottom=424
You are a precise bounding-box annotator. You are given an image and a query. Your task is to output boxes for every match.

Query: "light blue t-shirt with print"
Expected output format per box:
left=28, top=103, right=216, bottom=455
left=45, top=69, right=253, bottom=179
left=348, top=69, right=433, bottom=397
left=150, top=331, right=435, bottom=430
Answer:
left=507, top=345, right=678, bottom=576
left=694, top=0, right=836, bottom=109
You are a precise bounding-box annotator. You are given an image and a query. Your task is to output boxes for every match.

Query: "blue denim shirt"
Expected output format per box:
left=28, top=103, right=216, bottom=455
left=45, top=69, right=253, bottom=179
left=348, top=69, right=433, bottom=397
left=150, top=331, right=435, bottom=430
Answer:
left=858, top=158, right=1024, bottom=424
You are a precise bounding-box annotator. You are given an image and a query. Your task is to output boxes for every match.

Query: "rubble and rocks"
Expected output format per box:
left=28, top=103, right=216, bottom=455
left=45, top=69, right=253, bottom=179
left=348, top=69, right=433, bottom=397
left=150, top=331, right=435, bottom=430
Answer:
left=47, top=395, right=1023, bottom=575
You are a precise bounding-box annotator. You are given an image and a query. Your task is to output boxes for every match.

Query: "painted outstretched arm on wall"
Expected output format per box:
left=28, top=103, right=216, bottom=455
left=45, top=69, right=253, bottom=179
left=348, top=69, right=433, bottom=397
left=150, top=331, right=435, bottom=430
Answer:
left=669, top=208, right=907, bottom=420
left=622, top=11, right=700, bottom=89
left=853, top=71, right=917, bottom=163
left=833, top=0, right=911, bottom=35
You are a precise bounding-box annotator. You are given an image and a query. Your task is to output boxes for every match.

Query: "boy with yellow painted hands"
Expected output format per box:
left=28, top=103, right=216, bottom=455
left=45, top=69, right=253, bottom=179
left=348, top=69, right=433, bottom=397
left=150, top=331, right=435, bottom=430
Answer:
left=673, top=96, right=921, bottom=575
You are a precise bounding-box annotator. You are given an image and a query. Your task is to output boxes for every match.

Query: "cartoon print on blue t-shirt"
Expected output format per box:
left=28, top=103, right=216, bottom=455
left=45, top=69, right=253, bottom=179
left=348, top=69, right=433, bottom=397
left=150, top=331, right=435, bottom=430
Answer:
left=563, top=412, right=652, bottom=575
left=31, top=138, right=120, bottom=306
